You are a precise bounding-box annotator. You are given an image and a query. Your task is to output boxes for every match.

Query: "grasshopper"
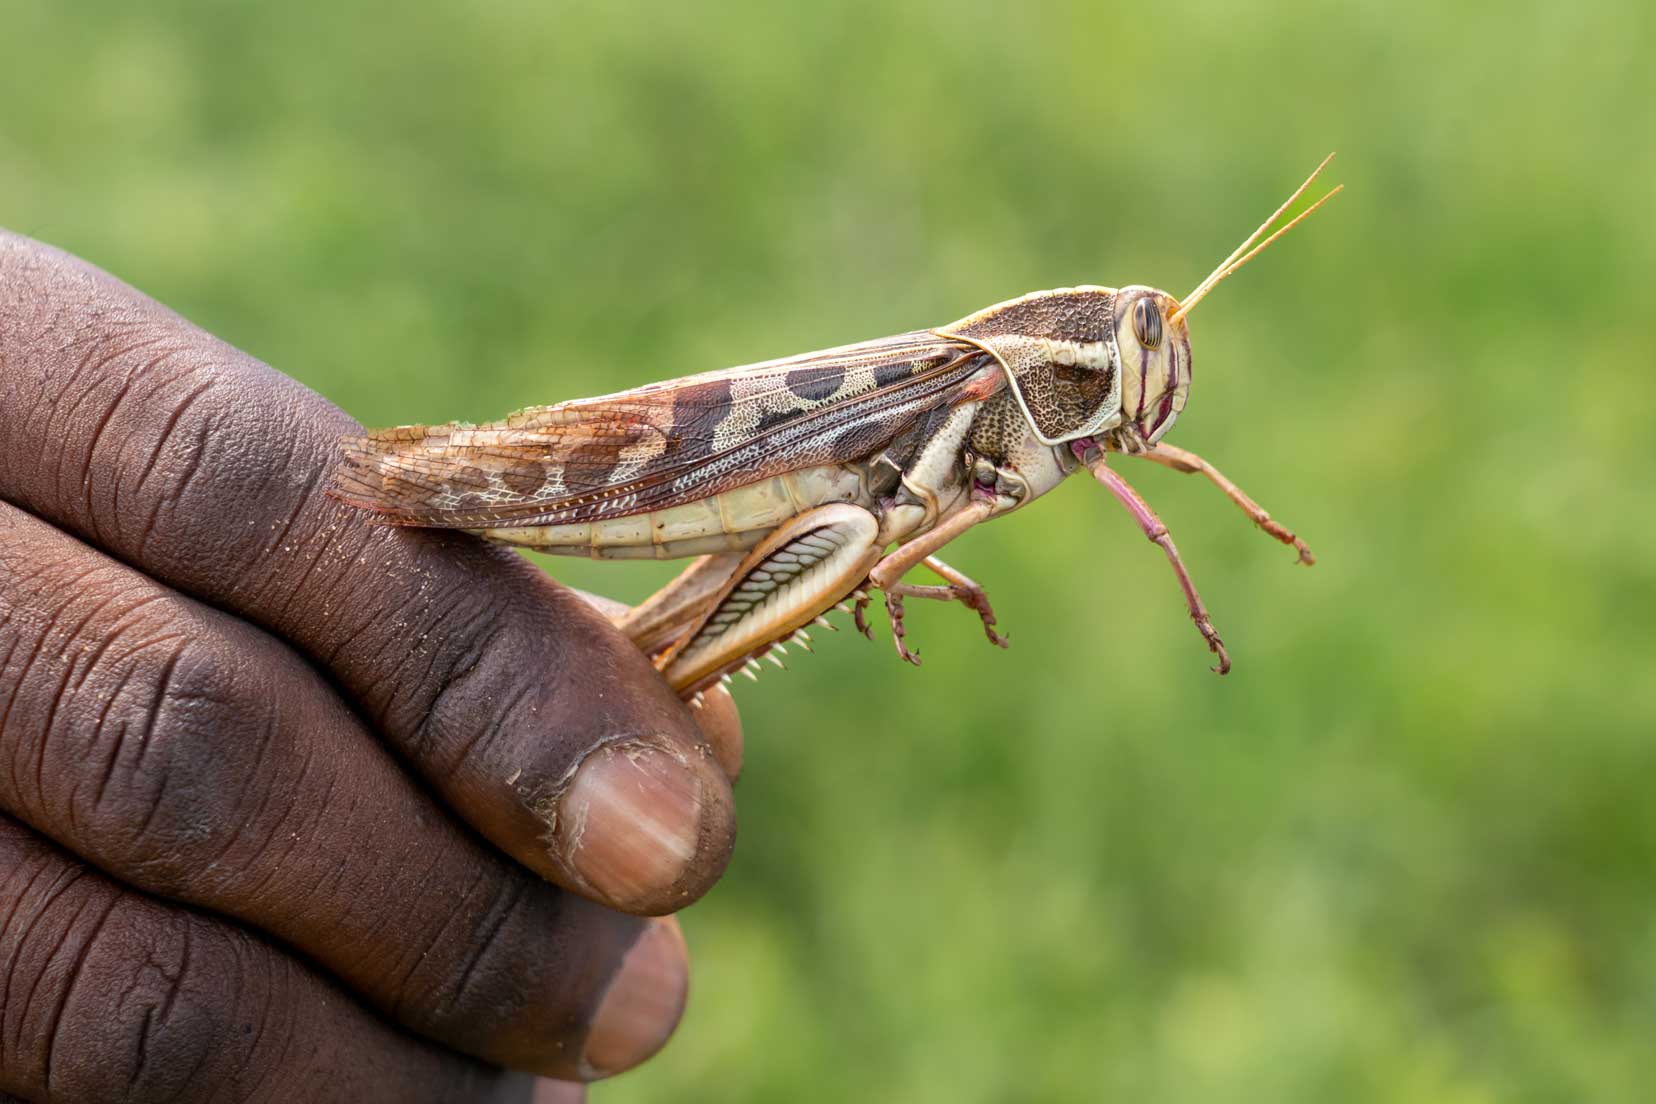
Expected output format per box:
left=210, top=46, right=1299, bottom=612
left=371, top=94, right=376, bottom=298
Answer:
left=333, top=156, right=1341, bottom=700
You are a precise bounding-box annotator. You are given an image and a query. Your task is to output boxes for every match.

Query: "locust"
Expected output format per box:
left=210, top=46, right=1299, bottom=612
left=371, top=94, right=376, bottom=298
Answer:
left=332, top=156, right=1342, bottom=701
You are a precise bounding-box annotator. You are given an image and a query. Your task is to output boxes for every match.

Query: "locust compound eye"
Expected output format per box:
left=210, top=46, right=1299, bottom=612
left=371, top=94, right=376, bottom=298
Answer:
left=1131, top=297, right=1163, bottom=350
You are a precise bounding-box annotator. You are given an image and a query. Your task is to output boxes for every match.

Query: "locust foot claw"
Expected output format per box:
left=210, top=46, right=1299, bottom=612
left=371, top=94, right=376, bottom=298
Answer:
left=852, top=591, right=874, bottom=640
left=957, top=586, right=1009, bottom=649
left=884, top=593, right=922, bottom=666
left=1196, top=617, right=1231, bottom=675
left=1256, top=518, right=1316, bottom=566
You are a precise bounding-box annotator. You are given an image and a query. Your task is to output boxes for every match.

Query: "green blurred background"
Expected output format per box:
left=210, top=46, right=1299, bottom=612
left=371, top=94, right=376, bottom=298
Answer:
left=5, top=0, right=1654, bottom=1099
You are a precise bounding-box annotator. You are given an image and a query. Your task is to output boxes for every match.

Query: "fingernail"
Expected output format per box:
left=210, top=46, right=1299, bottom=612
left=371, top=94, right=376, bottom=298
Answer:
left=558, top=743, right=707, bottom=911
left=582, top=916, right=689, bottom=1077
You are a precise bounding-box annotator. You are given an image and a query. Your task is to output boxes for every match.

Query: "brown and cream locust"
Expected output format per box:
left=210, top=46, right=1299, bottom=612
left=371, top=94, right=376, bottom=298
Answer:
left=332, top=156, right=1342, bottom=702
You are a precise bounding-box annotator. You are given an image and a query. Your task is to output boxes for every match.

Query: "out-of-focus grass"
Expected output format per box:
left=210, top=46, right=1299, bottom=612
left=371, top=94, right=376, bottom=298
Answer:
left=5, top=1, right=1653, bottom=1099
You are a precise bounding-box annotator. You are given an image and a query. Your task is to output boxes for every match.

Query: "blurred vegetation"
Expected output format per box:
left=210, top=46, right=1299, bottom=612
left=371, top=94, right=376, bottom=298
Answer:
left=5, top=0, right=1654, bottom=1099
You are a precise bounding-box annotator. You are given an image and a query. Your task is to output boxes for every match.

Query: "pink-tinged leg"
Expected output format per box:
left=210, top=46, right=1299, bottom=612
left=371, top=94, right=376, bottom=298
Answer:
left=879, top=555, right=1009, bottom=648
left=1087, top=457, right=1231, bottom=674
left=884, top=591, right=920, bottom=665
left=852, top=592, right=875, bottom=640
left=866, top=498, right=997, bottom=666
left=1140, top=442, right=1314, bottom=566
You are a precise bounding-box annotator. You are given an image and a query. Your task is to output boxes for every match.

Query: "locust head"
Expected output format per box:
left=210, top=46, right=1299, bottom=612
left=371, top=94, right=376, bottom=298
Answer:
left=935, top=155, right=1341, bottom=457
left=1108, top=286, right=1190, bottom=450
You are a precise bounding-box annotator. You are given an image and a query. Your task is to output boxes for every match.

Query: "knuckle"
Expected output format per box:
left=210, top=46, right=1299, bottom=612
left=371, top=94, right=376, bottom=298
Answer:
left=379, top=584, right=524, bottom=768
left=93, top=635, right=288, bottom=888
left=11, top=289, right=219, bottom=529
left=0, top=562, right=288, bottom=889
left=107, top=926, right=279, bottom=1101
left=418, top=880, right=533, bottom=1031
left=0, top=240, right=347, bottom=578
left=0, top=847, right=279, bottom=1099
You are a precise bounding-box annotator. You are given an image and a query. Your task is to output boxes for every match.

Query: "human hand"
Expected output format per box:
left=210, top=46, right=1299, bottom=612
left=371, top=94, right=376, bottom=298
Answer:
left=0, top=231, right=740, bottom=1100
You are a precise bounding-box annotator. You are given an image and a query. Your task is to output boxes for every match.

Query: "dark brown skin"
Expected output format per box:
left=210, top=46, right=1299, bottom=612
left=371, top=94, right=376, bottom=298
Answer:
left=0, top=231, right=743, bottom=1100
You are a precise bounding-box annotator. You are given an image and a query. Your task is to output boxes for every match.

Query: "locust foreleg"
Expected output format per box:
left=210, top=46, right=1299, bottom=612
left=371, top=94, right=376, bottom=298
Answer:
left=1087, top=456, right=1231, bottom=674
left=1138, top=442, right=1314, bottom=566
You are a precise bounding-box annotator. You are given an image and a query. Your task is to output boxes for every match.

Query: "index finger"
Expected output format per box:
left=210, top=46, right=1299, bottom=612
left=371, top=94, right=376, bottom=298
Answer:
left=0, top=230, right=735, bottom=915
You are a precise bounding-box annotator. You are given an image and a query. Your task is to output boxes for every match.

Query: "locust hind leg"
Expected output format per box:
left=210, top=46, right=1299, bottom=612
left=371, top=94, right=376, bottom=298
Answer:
left=614, top=552, right=745, bottom=658
left=657, top=504, right=884, bottom=697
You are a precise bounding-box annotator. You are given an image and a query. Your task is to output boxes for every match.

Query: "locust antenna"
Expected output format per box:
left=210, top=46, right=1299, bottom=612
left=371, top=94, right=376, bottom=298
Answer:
left=1169, top=153, right=1343, bottom=327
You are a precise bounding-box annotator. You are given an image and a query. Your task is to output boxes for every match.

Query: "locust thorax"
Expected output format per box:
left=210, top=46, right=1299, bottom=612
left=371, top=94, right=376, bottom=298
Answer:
left=1108, top=285, right=1191, bottom=451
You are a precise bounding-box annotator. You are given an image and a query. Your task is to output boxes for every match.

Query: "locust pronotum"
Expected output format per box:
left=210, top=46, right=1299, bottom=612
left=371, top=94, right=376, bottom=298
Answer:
left=333, top=156, right=1342, bottom=702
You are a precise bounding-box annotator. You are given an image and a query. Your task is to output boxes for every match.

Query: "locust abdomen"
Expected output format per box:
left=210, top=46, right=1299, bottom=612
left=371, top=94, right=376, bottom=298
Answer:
left=476, top=465, right=868, bottom=560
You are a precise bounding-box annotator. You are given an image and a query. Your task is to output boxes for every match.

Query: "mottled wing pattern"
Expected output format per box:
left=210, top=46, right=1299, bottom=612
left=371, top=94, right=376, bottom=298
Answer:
left=333, top=331, right=1000, bottom=527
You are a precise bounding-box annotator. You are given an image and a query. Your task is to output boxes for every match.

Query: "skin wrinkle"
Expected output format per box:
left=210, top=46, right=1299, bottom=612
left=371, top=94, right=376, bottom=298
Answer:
left=130, top=931, right=191, bottom=1089
left=127, top=374, right=217, bottom=553
left=40, top=888, right=119, bottom=1095
left=163, top=925, right=195, bottom=1031
left=63, top=337, right=176, bottom=546
left=255, top=425, right=320, bottom=546
left=319, top=591, right=396, bottom=680
left=264, top=466, right=332, bottom=616
left=132, top=1006, right=157, bottom=1089
left=83, top=634, right=191, bottom=815
left=25, top=578, right=156, bottom=833
left=82, top=663, right=142, bottom=831
left=268, top=738, right=334, bottom=890
left=28, top=588, right=192, bottom=710
left=127, top=646, right=184, bottom=779
left=124, top=649, right=184, bottom=845
left=137, top=416, right=215, bottom=561
left=64, top=591, right=176, bottom=695
left=7, top=862, right=88, bottom=1064
left=23, top=613, right=97, bottom=829
left=252, top=760, right=363, bottom=930
left=0, top=854, right=34, bottom=1055
left=437, top=879, right=529, bottom=1025
left=0, top=640, right=28, bottom=817
left=132, top=413, right=207, bottom=560
left=388, top=865, right=497, bottom=1018
left=105, top=355, right=205, bottom=540
left=133, top=375, right=216, bottom=494
left=17, top=854, right=433, bottom=1099
left=404, top=598, right=518, bottom=767
left=353, top=845, right=455, bottom=972
left=37, top=580, right=122, bottom=683
left=136, top=666, right=327, bottom=904
left=142, top=951, right=220, bottom=1099
left=234, top=936, right=288, bottom=1103
left=445, top=678, right=539, bottom=780
left=187, top=702, right=290, bottom=894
